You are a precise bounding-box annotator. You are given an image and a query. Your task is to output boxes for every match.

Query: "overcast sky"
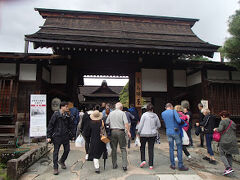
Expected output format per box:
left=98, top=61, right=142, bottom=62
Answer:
left=0, top=0, right=239, bottom=85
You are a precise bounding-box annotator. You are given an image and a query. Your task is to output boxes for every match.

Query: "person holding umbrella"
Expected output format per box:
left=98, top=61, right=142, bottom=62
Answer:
left=87, top=110, right=108, bottom=174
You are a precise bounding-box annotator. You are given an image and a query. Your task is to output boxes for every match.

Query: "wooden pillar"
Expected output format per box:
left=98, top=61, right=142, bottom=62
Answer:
left=167, top=66, right=174, bottom=103
left=78, top=73, right=84, bottom=86
left=201, top=66, right=208, bottom=98
left=128, top=73, right=135, bottom=107
left=72, top=71, right=79, bottom=106
left=36, top=63, right=42, bottom=94
left=14, top=63, right=20, bottom=118
left=67, top=58, right=80, bottom=106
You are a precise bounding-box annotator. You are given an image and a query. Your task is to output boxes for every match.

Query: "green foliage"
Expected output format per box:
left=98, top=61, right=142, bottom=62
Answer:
left=0, top=165, right=8, bottom=180
left=228, top=10, right=240, bottom=38
left=0, top=162, right=6, bottom=169
left=119, top=82, right=129, bottom=108
left=119, top=82, right=146, bottom=108
left=221, top=9, right=240, bottom=67
left=191, top=55, right=209, bottom=61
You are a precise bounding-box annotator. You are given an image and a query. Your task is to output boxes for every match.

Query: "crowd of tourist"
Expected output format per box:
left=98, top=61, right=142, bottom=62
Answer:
left=46, top=101, right=239, bottom=176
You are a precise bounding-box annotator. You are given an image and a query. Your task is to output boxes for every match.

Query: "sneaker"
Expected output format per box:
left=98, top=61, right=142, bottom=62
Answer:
left=140, top=161, right=146, bottom=168
left=58, top=161, right=66, bottom=169
left=202, top=156, right=210, bottom=161
left=53, top=169, right=59, bottom=175
left=149, top=166, right=153, bottom=170
left=224, top=167, right=234, bottom=175
left=113, top=165, right=118, bottom=169
left=209, top=159, right=217, bottom=165
left=175, top=157, right=178, bottom=162
left=95, top=168, right=100, bottom=174
left=170, top=165, right=176, bottom=170
left=187, top=155, right=192, bottom=161
left=178, top=166, right=189, bottom=171
left=85, top=154, right=89, bottom=160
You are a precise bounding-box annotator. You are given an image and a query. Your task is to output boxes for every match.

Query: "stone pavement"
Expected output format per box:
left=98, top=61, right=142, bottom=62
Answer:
left=19, top=133, right=240, bottom=180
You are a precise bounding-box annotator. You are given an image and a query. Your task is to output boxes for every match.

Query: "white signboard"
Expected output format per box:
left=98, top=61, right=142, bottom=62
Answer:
left=201, top=100, right=208, bottom=109
left=30, top=94, right=47, bottom=137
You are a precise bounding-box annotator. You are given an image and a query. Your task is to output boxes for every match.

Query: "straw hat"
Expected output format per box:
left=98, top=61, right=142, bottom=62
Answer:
left=68, top=102, right=73, bottom=109
left=90, top=110, right=103, bottom=121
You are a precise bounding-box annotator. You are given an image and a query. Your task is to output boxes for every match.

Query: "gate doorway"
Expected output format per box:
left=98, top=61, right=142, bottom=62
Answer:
left=78, top=75, right=128, bottom=111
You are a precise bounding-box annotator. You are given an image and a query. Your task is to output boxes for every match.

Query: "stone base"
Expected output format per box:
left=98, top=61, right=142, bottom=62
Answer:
left=7, top=143, right=49, bottom=180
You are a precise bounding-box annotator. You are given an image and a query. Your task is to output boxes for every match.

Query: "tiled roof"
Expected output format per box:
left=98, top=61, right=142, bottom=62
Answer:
left=79, top=86, right=123, bottom=95
left=25, top=8, right=219, bottom=57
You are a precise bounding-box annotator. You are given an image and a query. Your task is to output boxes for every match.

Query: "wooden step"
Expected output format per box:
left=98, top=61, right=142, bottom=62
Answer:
left=0, top=133, right=15, bottom=137
left=0, top=144, right=16, bottom=148
left=0, top=125, right=15, bottom=128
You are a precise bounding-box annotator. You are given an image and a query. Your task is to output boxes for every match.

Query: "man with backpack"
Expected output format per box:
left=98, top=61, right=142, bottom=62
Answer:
left=128, top=104, right=140, bottom=140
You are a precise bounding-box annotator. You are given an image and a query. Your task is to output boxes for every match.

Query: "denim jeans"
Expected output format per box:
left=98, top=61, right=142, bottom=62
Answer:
left=130, top=122, right=137, bottom=139
left=167, top=134, right=183, bottom=168
left=205, top=133, right=214, bottom=156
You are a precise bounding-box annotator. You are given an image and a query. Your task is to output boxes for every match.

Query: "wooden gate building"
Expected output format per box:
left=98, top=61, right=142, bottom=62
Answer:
left=1, top=8, right=240, bottom=141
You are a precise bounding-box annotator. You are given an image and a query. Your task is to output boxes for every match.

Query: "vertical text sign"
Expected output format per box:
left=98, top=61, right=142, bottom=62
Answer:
left=135, top=72, right=142, bottom=107
left=30, top=94, right=47, bottom=137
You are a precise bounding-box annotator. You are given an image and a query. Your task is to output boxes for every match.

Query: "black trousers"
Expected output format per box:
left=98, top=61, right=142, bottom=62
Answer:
left=140, top=136, right=156, bottom=166
left=53, top=141, right=70, bottom=169
left=182, top=145, right=190, bottom=156
left=186, top=127, right=193, bottom=146
left=200, top=133, right=205, bottom=146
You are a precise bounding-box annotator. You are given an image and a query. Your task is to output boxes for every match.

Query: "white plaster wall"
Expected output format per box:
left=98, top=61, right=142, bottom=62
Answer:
left=0, top=63, right=16, bottom=75
left=142, top=69, right=167, bottom=92
left=187, top=71, right=201, bottom=87
left=42, top=67, right=50, bottom=83
left=173, top=70, right=186, bottom=87
left=207, top=70, right=229, bottom=80
left=51, top=65, right=67, bottom=84
left=19, top=64, right=36, bottom=81
left=231, top=71, right=240, bottom=80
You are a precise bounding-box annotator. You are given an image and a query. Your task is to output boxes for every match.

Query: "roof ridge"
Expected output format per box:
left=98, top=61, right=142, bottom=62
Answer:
left=35, top=8, right=199, bottom=23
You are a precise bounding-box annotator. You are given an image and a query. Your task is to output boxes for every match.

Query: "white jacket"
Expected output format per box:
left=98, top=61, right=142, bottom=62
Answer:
left=138, top=112, right=161, bottom=137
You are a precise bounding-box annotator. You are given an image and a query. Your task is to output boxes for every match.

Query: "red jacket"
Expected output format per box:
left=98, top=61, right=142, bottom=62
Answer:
left=178, top=112, right=189, bottom=132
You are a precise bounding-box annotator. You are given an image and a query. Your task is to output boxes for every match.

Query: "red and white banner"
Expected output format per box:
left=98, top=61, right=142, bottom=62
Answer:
left=30, top=94, right=47, bottom=137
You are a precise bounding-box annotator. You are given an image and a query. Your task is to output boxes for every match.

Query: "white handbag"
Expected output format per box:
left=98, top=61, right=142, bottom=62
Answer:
left=182, top=129, right=189, bottom=145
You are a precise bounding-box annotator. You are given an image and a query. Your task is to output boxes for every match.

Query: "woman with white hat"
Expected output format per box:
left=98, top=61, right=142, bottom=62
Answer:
left=88, top=110, right=107, bottom=173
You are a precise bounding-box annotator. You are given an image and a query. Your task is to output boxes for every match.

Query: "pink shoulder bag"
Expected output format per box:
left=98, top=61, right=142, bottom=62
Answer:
left=213, top=120, right=232, bottom=142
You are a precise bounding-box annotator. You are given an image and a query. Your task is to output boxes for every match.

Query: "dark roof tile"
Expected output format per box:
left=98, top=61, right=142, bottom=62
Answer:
left=25, top=8, right=219, bottom=57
